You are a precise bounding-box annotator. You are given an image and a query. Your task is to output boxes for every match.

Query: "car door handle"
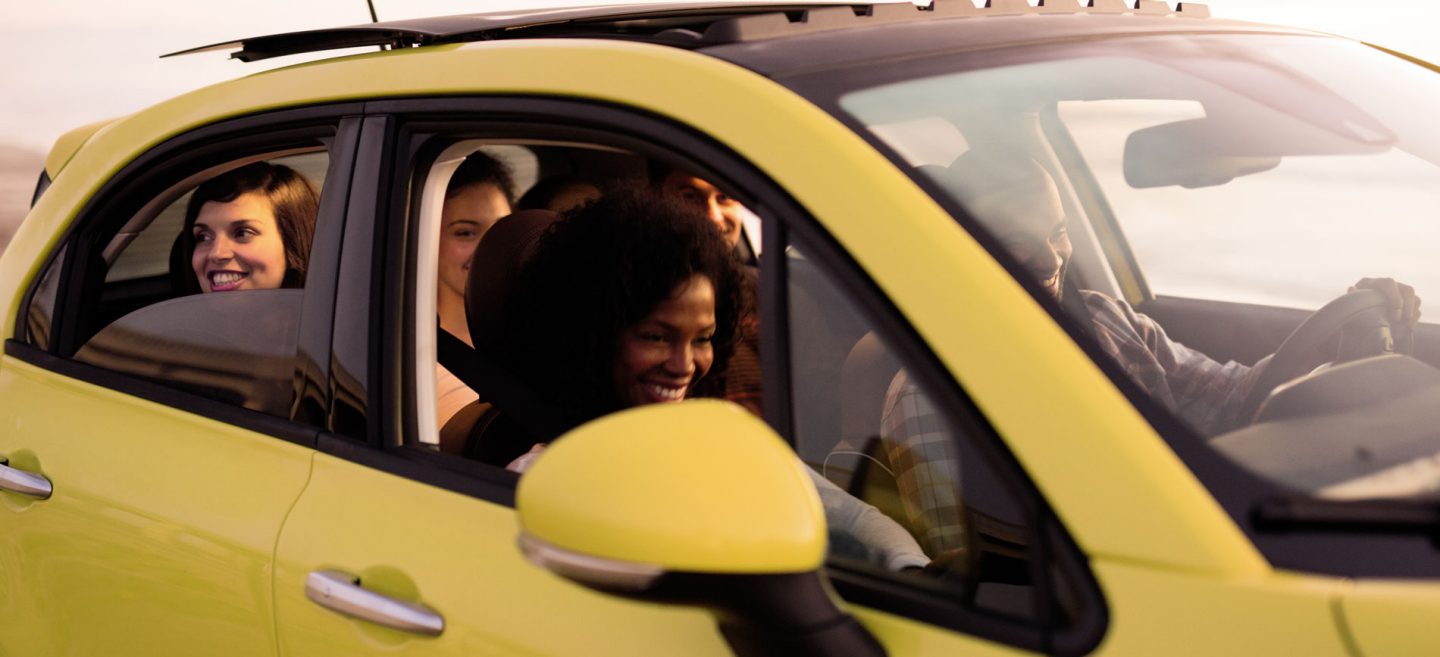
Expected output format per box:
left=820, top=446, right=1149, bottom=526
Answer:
left=304, top=569, right=445, bottom=636
left=0, top=457, right=52, bottom=500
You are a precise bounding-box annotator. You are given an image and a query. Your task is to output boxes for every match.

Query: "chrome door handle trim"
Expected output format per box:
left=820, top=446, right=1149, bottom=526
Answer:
left=304, top=569, right=445, bottom=636
left=0, top=458, right=52, bottom=500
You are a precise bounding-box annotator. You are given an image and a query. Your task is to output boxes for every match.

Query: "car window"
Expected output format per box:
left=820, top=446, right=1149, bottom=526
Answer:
left=787, top=242, right=1074, bottom=628
left=22, top=244, right=63, bottom=350
left=25, top=138, right=339, bottom=424
left=1059, top=98, right=1440, bottom=308
left=408, top=138, right=644, bottom=452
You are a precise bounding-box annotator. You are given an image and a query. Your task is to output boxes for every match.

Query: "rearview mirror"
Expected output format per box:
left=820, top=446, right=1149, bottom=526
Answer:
left=1124, top=113, right=1392, bottom=189
left=516, top=400, right=886, bottom=657
left=1124, top=118, right=1281, bottom=188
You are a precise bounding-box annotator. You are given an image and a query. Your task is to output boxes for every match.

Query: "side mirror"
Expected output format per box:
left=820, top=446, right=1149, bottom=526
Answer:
left=516, top=400, right=886, bottom=657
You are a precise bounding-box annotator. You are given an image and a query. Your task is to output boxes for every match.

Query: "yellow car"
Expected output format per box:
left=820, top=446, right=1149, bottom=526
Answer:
left=4, top=1, right=1440, bottom=655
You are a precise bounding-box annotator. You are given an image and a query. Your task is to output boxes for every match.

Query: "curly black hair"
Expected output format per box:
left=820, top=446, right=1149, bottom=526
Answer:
left=501, top=186, right=747, bottom=425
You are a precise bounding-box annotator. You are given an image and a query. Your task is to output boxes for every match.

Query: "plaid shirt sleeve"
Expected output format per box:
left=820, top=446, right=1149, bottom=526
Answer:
left=879, top=370, right=967, bottom=557
left=1082, top=291, right=1265, bottom=436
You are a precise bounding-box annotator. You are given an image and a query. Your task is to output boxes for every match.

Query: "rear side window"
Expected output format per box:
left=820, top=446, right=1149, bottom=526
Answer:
left=17, top=117, right=354, bottom=431
left=69, top=151, right=328, bottom=418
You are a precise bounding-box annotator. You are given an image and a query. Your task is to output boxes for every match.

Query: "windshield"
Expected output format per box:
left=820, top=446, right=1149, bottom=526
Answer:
left=814, top=32, right=1440, bottom=510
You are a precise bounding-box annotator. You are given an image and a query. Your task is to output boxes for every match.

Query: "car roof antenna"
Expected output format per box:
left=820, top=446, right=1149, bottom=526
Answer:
left=364, top=0, right=388, bottom=52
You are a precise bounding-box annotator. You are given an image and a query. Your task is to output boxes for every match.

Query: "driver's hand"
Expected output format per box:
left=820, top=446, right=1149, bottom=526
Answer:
left=1349, top=277, right=1422, bottom=335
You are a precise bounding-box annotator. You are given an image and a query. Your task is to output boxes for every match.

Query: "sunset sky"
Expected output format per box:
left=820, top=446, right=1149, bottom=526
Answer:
left=3, top=0, right=1438, bottom=154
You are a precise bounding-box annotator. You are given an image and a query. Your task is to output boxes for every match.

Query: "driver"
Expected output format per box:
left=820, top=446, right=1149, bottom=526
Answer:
left=947, top=147, right=1419, bottom=434
left=877, top=147, right=1422, bottom=557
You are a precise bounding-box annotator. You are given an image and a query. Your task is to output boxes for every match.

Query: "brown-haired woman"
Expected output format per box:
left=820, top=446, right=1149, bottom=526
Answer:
left=179, top=161, right=319, bottom=293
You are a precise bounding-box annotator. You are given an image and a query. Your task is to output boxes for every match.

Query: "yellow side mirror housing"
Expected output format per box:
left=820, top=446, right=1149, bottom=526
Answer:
left=516, top=399, right=826, bottom=579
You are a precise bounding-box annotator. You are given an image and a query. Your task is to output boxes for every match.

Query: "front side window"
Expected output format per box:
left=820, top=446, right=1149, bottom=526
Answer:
left=787, top=241, right=1084, bottom=637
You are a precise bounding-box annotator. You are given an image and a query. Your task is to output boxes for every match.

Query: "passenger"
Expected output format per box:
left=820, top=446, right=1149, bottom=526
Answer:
left=515, top=174, right=600, bottom=213
left=438, top=151, right=516, bottom=345
left=651, top=163, right=749, bottom=249
left=436, top=151, right=516, bottom=428
left=180, top=162, right=318, bottom=293
left=877, top=147, right=1422, bottom=558
left=650, top=163, right=762, bottom=416
left=483, top=188, right=928, bottom=572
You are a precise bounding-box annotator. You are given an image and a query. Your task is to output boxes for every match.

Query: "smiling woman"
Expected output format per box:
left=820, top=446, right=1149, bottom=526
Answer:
left=179, top=162, right=319, bottom=294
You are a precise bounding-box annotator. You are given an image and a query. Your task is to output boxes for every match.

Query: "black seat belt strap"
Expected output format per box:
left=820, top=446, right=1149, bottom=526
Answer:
left=436, top=328, right=569, bottom=441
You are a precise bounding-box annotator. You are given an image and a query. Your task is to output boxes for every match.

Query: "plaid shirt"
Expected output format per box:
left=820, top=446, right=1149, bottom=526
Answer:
left=879, top=290, right=1263, bottom=556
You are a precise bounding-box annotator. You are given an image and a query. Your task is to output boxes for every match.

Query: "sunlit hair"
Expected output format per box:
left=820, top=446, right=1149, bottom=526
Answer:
left=940, top=147, right=1059, bottom=228
left=503, top=186, right=746, bottom=423
left=179, top=161, right=319, bottom=291
left=446, top=150, right=516, bottom=203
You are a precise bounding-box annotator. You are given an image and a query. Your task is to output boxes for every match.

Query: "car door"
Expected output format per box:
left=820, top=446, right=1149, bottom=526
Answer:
left=269, top=112, right=740, bottom=657
left=267, top=96, right=1102, bottom=657
left=0, top=109, right=362, bottom=656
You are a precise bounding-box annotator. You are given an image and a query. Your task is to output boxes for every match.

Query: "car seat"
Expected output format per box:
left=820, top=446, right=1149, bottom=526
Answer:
left=436, top=209, right=562, bottom=462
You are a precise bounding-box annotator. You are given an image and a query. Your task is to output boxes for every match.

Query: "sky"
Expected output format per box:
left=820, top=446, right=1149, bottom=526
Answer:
left=3, top=0, right=1440, bottom=154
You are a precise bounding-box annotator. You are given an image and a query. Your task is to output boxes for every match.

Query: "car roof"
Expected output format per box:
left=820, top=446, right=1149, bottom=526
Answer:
left=164, top=0, right=1259, bottom=65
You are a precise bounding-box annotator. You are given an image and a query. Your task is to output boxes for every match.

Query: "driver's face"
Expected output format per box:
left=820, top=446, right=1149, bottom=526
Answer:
left=985, top=181, right=1071, bottom=299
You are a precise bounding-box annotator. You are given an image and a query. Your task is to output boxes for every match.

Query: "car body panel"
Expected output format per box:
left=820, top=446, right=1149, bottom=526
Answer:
left=1086, top=560, right=1350, bottom=657
left=272, top=452, right=739, bottom=657
left=0, top=357, right=313, bottom=656
left=44, top=118, right=118, bottom=180
left=1338, top=581, right=1440, bottom=657
left=846, top=606, right=1046, bottom=657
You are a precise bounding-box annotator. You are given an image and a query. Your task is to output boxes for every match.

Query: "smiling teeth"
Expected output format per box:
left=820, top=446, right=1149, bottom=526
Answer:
left=210, top=272, right=245, bottom=285
left=644, top=383, right=686, bottom=402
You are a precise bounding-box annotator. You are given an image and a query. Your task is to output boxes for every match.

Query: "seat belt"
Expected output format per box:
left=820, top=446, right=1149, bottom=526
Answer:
left=436, top=327, right=570, bottom=441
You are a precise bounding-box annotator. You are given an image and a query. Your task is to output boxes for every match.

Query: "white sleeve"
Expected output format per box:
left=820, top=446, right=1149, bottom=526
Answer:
left=806, top=466, right=930, bottom=571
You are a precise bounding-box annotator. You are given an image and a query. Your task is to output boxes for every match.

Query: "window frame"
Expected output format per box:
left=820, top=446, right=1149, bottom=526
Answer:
left=7, top=104, right=365, bottom=447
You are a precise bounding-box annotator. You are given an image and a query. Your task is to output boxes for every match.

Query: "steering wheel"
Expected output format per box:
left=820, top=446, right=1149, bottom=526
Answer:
left=1236, top=288, right=1396, bottom=424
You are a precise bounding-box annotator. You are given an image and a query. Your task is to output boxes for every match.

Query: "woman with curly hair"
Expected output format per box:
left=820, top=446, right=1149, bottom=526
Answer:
left=501, top=188, right=745, bottom=430
left=469, top=187, right=927, bottom=571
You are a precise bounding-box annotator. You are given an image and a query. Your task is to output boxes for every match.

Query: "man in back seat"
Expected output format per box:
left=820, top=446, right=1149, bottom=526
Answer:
left=652, top=163, right=763, bottom=416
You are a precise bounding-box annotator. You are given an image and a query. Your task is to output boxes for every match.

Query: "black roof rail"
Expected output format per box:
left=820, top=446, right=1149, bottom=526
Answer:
left=163, top=0, right=1210, bottom=63
left=704, top=0, right=1208, bottom=41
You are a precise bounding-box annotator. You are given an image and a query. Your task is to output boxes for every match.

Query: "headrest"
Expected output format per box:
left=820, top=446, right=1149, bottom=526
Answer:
left=466, top=209, right=562, bottom=352
left=169, top=233, right=202, bottom=296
